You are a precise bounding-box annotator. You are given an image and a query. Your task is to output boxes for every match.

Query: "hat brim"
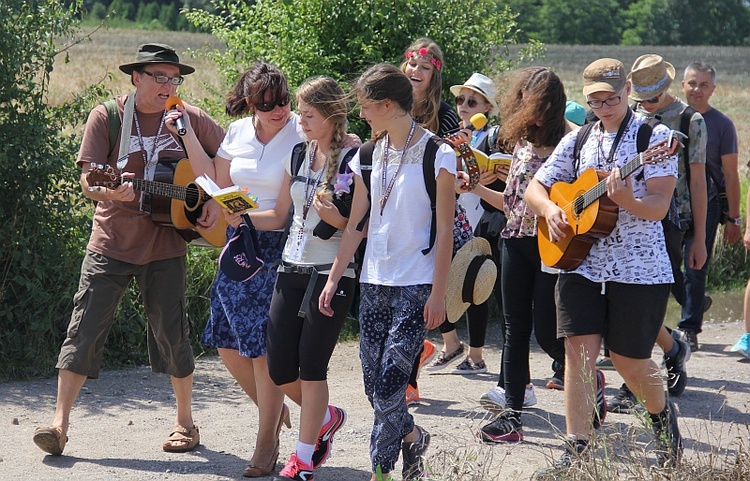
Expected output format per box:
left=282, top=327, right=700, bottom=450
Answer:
left=119, top=61, right=195, bottom=76
left=627, top=62, right=675, bottom=101
left=450, top=84, right=499, bottom=115
left=445, top=238, right=496, bottom=323
left=582, top=79, right=626, bottom=97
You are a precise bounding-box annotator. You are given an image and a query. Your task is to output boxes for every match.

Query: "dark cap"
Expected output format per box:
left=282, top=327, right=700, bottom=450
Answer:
left=119, top=43, right=195, bottom=76
left=583, top=58, right=626, bottom=96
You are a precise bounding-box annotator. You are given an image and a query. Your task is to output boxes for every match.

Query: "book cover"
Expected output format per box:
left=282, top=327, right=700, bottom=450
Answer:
left=195, top=175, right=258, bottom=213
left=473, top=148, right=513, bottom=174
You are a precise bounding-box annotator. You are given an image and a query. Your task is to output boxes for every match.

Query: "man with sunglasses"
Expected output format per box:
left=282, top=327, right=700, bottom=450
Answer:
left=33, top=43, right=224, bottom=457
left=526, top=57, right=683, bottom=473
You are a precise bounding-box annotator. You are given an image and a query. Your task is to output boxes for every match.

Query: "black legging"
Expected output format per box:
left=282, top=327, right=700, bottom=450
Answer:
left=500, top=236, right=565, bottom=411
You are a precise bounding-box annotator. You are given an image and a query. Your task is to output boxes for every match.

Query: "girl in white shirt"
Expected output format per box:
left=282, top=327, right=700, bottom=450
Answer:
left=319, top=64, right=455, bottom=481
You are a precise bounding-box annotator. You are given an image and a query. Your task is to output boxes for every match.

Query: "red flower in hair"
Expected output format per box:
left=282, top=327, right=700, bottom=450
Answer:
left=418, top=47, right=429, bottom=56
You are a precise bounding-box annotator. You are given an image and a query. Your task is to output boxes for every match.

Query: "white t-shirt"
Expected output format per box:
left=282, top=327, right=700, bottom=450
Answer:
left=218, top=114, right=303, bottom=215
left=349, top=132, right=457, bottom=286
left=457, top=129, right=491, bottom=228
left=534, top=114, right=677, bottom=284
left=282, top=146, right=355, bottom=266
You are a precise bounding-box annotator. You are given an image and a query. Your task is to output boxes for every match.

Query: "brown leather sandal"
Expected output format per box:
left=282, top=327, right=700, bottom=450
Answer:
left=33, top=426, right=67, bottom=456
left=162, top=425, right=200, bottom=453
left=242, top=441, right=279, bottom=477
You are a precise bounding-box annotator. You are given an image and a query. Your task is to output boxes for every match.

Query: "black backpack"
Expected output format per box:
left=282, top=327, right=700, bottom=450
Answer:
left=356, top=135, right=443, bottom=256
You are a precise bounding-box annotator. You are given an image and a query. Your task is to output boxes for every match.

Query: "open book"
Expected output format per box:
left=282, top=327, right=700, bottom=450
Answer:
left=195, top=174, right=258, bottom=214
left=473, top=148, right=513, bottom=174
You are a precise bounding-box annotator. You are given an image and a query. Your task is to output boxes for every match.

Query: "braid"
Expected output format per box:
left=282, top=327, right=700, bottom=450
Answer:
left=324, top=126, right=346, bottom=190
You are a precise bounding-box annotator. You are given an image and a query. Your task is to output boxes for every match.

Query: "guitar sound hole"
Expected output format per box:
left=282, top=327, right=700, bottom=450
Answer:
left=184, top=183, right=201, bottom=210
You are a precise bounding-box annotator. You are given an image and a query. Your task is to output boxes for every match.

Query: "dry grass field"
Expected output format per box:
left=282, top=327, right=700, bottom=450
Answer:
left=49, top=29, right=226, bottom=107
left=49, top=30, right=750, bottom=212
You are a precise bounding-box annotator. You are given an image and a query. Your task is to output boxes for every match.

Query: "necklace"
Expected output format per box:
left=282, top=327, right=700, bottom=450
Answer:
left=379, top=121, right=417, bottom=216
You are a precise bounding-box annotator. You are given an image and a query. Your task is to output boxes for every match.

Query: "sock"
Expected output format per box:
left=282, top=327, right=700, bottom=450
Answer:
left=295, top=441, right=316, bottom=466
left=665, top=340, right=680, bottom=358
left=322, top=406, right=332, bottom=427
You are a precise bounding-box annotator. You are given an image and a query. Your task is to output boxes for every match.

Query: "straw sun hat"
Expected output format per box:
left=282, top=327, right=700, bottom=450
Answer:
left=445, top=237, right=497, bottom=323
left=628, top=54, right=675, bottom=102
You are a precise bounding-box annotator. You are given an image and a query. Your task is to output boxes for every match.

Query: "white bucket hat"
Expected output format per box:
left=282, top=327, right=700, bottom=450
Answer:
left=450, top=73, right=499, bottom=116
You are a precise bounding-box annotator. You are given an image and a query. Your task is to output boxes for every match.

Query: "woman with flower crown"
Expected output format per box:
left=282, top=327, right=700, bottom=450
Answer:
left=399, top=37, right=461, bottom=405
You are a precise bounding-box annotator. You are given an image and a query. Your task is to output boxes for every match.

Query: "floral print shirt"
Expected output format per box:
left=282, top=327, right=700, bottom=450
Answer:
left=502, top=141, right=547, bottom=239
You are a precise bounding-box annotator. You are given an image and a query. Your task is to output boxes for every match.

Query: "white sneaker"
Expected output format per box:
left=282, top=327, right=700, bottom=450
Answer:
left=480, top=385, right=537, bottom=413
left=480, top=386, right=506, bottom=413
left=524, top=384, right=537, bottom=407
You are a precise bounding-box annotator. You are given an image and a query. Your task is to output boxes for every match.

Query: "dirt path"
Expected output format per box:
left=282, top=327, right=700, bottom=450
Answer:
left=1, top=321, right=748, bottom=480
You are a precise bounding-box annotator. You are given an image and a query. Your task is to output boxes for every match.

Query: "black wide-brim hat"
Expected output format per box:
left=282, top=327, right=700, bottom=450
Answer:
left=119, top=43, right=195, bottom=75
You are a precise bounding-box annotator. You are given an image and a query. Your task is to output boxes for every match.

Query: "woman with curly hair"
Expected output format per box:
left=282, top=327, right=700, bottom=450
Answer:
left=469, top=67, right=569, bottom=442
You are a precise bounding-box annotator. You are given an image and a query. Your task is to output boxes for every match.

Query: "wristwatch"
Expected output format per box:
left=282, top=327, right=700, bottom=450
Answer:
left=728, top=216, right=743, bottom=226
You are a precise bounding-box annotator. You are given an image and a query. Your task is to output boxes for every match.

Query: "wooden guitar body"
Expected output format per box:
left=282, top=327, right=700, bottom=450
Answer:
left=88, top=159, right=228, bottom=248
left=538, top=169, right=619, bottom=270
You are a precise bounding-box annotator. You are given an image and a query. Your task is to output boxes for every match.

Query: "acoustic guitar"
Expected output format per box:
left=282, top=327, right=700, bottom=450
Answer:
left=86, top=159, right=228, bottom=247
left=538, top=138, right=673, bottom=270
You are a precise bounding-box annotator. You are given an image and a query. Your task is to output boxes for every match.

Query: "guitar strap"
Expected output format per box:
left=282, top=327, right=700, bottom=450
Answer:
left=116, top=94, right=136, bottom=173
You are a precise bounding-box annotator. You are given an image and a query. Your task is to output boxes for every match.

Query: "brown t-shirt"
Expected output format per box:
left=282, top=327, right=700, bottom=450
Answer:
left=77, top=95, right=225, bottom=265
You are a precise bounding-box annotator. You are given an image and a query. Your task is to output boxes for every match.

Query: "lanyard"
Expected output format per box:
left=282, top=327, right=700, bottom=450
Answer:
left=379, top=121, right=417, bottom=216
left=133, top=108, right=166, bottom=171
left=597, top=108, right=632, bottom=167
left=302, top=142, right=324, bottom=221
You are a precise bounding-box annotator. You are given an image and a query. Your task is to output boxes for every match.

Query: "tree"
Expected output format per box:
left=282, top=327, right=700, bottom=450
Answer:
left=0, top=0, right=96, bottom=379
left=537, top=0, right=622, bottom=45
left=185, top=0, right=537, bottom=136
left=667, top=0, right=750, bottom=46
left=621, top=0, right=674, bottom=46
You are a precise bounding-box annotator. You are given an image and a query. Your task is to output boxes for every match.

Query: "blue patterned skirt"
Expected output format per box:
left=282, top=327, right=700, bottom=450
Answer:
left=202, top=228, right=284, bottom=358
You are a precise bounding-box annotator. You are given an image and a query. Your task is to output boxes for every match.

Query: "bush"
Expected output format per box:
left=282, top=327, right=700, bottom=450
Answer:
left=185, top=0, right=539, bottom=138
left=0, top=0, right=93, bottom=380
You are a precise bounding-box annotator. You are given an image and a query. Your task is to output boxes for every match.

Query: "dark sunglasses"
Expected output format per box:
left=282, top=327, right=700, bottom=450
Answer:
left=255, top=93, right=290, bottom=112
left=643, top=93, right=662, bottom=104
left=456, top=95, right=482, bottom=108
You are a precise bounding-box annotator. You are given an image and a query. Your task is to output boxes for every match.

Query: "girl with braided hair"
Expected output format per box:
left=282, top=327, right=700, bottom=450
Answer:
left=247, top=75, right=357, bottom=480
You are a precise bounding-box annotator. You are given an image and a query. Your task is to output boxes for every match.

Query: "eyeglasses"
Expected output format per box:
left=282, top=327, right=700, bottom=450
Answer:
left=456, top=95, right=482, bottom=108
left=643, top=93, right=662, bottom=104
left=256, top=93, right=290, bottom=112
left=141, top=70, right=184, bottom=85
left=586, top=95, right=622, bottom=109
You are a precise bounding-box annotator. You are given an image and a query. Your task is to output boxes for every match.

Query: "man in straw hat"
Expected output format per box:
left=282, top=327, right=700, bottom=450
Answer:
left=526, top=57, right=683, bottom=472
left=630, top=54, right=708, bottom=351
left=33, top=43, right=224, bottom=456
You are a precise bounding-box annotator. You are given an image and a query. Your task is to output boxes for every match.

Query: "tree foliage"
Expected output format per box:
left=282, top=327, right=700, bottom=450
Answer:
left=185, top=0, right=537, bottom=136
left=0, top=0, right=94, bottom=379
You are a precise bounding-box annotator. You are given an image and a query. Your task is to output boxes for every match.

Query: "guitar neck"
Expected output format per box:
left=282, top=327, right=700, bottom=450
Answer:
left=124, top=177, right=208, bottom=202
left=577, top=155, right=644, bottom=213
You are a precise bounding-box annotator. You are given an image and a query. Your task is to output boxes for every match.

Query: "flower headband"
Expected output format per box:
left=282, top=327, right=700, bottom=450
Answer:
left=405, top=47, right=442, bottom=70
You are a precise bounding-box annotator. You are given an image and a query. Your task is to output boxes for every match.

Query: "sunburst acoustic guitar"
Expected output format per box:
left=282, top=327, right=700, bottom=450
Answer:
left=86, top=159, right=228, bottom=247
left=538, top=136, right=674, bottom=270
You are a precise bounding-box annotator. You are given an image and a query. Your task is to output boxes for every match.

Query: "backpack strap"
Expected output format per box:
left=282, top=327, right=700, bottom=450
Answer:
left=421, top=135, right=442, bottom=255
left=679, top=106, right=696, bottom=187
left=573, top=122, right=596, bottom=174
left=355, top=140, right=375, bottom=232
left=289, top=142, right=308, bottom=181
left=103, top=98, right=121, bottom=157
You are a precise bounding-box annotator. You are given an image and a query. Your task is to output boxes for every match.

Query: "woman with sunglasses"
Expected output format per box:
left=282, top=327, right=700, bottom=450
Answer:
left=174, top=61, right=300, bottom=477
left=423, top=73, right=505, bottom=375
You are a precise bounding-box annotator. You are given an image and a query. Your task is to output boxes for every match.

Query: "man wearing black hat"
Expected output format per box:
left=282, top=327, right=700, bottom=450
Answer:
left=32, top=43, right=224, bottom=456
